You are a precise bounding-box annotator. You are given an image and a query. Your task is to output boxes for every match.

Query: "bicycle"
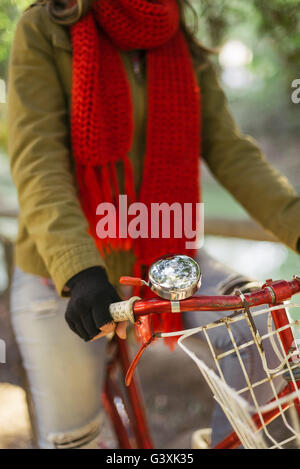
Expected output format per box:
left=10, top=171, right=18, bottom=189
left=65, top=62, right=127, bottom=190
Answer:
left=101, top=254, right=300, bottom=449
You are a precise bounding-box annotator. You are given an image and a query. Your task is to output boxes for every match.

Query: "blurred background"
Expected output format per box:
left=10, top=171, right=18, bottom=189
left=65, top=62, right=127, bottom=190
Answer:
left=0, top=0, right=299, bottom=449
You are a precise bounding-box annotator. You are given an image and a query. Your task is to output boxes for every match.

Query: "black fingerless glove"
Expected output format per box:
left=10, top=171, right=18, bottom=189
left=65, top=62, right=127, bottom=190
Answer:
left=65, top=266, right=121, bottom=341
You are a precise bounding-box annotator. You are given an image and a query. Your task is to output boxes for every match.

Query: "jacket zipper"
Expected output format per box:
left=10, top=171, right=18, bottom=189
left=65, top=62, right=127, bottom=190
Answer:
left=130, top=50, right=145, bottom=84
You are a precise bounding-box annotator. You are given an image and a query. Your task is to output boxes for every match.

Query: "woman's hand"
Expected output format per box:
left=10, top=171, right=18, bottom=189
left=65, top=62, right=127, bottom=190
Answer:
left=65, top=266, right=127, bottom=341
left=90, top=320, right=128, bottom=342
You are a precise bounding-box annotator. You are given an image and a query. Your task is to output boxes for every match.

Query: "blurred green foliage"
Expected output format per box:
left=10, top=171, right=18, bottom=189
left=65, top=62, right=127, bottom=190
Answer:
left=195, top=0, right=300, bottom=78
left=0, top=0, right=31, bottom=78
left=191, top=0, right=300, bottom=139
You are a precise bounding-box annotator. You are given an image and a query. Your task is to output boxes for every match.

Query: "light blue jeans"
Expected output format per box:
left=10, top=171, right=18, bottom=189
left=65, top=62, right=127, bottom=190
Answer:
left=10, top=267, right=106, bottom=449
left=9, top=250, right=284, bottom=448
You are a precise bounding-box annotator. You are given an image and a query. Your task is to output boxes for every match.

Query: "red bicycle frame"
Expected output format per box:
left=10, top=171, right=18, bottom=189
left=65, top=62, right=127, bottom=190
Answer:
left=101, top=276, right=300, bottom=449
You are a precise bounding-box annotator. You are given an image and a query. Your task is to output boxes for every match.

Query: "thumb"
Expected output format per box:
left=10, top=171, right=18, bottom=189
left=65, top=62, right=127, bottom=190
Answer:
left=115, top=321, right=128, bottom=340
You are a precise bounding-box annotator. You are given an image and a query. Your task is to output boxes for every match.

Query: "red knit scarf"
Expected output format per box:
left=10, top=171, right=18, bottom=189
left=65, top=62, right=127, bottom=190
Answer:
left=70, top=0, right=201, bottom=347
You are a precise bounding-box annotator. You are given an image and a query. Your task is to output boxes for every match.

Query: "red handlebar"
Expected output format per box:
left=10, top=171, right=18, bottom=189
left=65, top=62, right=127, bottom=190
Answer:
left=132, top=278, right=300, bottom=318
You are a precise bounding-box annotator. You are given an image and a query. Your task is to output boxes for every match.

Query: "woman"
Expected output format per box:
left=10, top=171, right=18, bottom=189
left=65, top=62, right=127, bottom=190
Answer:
left=8, top=0, right=300, bottom=449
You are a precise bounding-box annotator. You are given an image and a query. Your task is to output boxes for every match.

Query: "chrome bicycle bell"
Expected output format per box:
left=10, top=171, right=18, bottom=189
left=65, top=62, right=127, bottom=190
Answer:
left=148, top=254, right=201, bottom=300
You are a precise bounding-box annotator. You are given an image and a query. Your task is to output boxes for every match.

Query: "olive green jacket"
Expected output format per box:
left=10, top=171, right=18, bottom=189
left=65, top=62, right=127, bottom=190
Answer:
left=7, top=4, right=300, bottom=295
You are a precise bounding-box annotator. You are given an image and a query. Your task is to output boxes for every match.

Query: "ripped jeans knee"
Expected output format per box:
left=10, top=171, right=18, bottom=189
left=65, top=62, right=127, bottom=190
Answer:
left=45, top=414, right=103, bottom=449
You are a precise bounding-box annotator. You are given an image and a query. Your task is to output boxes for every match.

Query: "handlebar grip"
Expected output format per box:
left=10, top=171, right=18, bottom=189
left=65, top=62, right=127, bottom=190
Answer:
left=109, top=296, right=141, bottom=323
